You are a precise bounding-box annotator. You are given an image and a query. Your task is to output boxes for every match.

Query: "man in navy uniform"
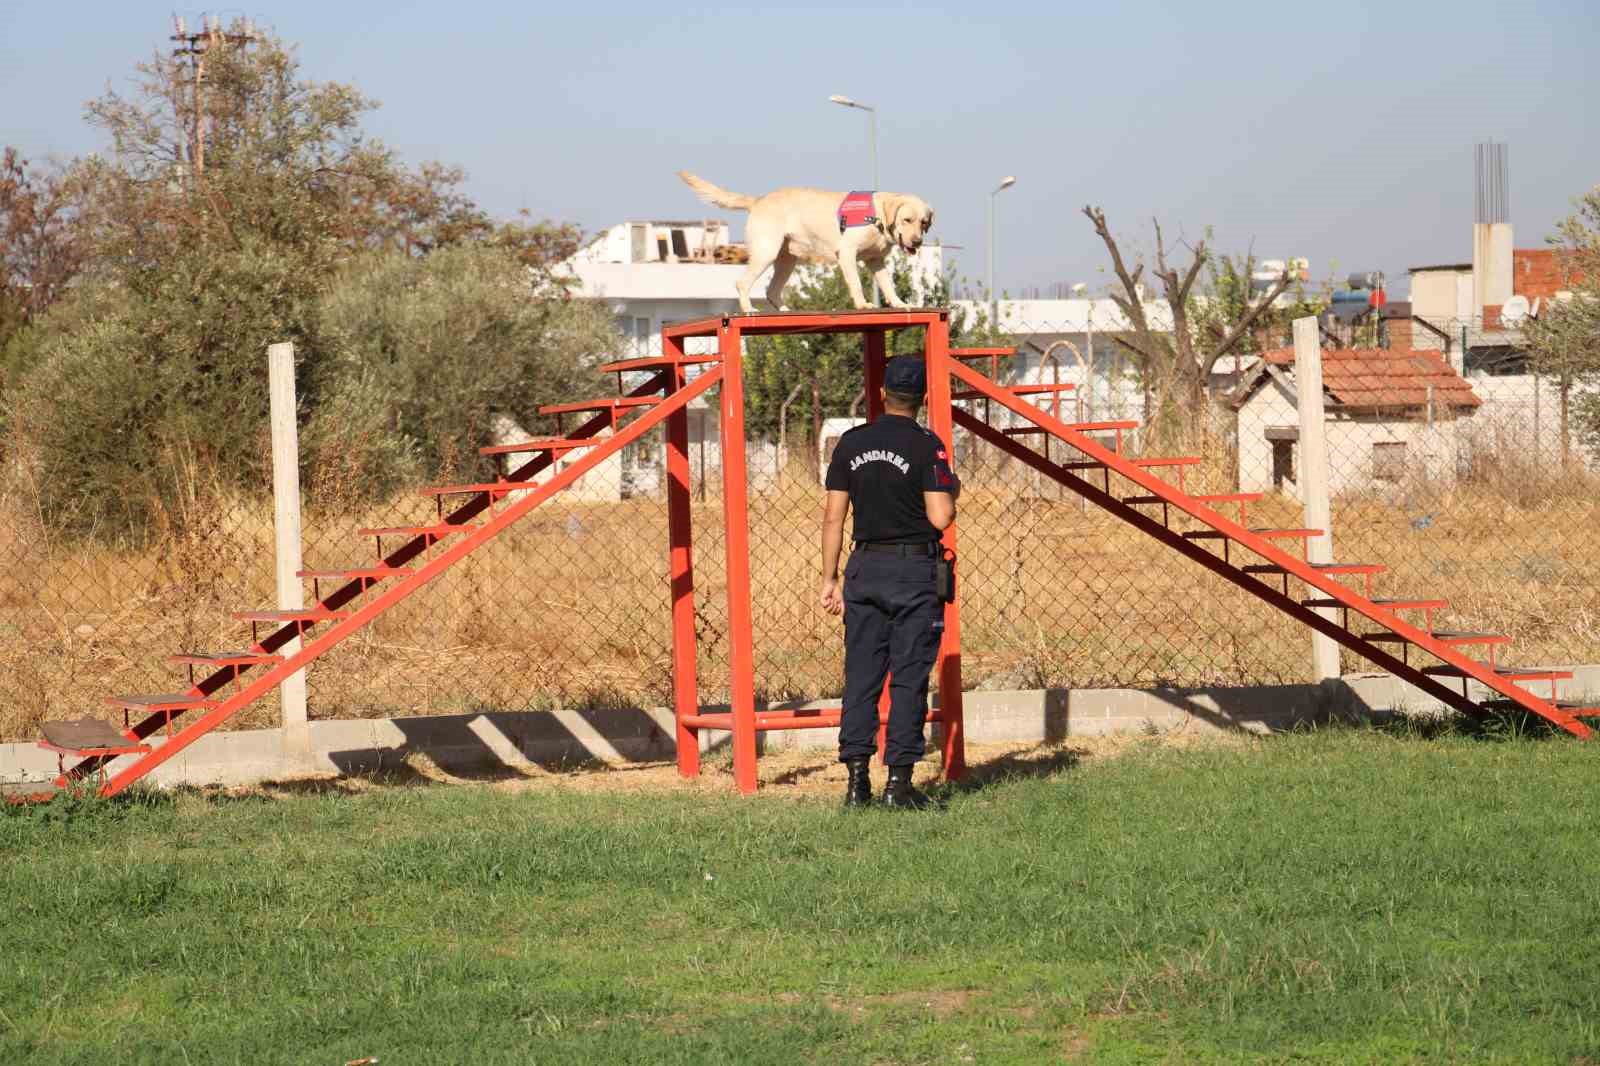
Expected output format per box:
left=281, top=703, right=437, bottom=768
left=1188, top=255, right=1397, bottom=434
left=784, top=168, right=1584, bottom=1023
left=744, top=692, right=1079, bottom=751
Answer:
left=819, top=354, right=959, bottom=809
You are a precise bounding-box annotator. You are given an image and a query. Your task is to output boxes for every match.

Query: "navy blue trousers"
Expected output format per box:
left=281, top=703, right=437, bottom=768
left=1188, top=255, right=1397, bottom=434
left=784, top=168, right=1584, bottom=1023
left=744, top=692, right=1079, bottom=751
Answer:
left=839, top=550, right=944, bottom=766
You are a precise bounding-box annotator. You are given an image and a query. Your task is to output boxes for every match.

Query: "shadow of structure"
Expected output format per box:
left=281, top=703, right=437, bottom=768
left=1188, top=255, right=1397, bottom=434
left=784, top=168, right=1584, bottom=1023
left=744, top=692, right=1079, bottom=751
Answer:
left=1057, top=677, right=1383, bottom=738
left=323, top=706, right=681, bottom=783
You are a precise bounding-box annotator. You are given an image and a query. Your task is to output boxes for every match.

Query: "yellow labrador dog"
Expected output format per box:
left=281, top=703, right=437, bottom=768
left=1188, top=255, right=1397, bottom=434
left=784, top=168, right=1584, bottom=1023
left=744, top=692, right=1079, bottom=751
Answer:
left=678, top=171, right=934, bottom=312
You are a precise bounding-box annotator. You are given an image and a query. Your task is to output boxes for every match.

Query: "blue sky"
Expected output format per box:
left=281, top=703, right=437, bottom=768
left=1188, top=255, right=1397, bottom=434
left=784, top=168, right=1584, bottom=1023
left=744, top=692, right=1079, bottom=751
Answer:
left=3, top=0, right=1595, bottom=298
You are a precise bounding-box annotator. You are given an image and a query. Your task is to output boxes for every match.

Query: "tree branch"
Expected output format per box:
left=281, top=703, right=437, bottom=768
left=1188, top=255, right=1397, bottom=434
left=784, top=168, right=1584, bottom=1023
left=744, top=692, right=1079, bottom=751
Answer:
left=1201, top=271, right=1294, bottom=374
left=1083, top=205, right=1150, bottom=336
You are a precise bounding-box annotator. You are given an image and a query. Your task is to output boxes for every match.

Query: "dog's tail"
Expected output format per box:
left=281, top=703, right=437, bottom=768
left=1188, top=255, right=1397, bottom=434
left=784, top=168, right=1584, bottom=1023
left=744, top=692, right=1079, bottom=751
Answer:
left=677, top=171, right=757, bottom=212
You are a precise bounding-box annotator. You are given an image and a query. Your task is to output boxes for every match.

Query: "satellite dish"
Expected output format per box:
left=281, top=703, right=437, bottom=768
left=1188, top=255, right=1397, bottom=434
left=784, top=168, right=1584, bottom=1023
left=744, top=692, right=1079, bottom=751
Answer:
left=1500, top=294, right=1530, bottom=326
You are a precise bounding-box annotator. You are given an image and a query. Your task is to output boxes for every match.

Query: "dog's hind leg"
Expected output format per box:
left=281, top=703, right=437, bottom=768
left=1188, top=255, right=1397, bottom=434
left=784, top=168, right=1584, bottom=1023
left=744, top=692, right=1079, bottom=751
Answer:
left=736, top=229, right=784, bottom=313
left=764, top=249, right=797, bottom=311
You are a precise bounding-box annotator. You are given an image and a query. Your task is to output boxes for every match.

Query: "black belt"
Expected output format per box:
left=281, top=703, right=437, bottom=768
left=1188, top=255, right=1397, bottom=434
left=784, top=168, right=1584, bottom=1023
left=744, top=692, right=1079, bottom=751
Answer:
left=856, top=542, right=938, bottom=556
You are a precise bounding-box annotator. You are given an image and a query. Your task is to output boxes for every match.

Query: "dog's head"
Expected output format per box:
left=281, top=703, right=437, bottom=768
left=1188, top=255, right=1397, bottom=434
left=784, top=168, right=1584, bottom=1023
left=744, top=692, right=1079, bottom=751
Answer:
left=878, top=193, right=935, bottom=255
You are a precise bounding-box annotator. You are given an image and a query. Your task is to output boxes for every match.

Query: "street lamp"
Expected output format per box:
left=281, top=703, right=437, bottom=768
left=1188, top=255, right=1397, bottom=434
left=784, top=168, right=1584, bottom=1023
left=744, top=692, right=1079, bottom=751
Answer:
left=829, top=94, right=880, bottom=304
left=827, top=95, right=879, bottom=191
left=987, top=175, right=1016, bottom=327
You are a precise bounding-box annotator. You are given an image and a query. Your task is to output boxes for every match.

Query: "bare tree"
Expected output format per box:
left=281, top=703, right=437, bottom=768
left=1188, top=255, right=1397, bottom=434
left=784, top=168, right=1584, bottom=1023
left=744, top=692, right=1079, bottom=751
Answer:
left=1083, top=206, right=1292, bottom=426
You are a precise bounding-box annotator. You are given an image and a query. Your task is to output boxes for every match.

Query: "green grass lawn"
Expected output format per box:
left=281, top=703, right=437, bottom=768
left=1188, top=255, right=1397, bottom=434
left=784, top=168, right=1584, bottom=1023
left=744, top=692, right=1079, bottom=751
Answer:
left=5, top=727, right=1600, bottom=1064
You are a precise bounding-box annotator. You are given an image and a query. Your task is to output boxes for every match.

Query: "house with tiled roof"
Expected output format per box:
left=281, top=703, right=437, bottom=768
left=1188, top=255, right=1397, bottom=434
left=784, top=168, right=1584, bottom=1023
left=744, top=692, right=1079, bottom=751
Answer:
left=1230, top=346, right=1481, bottom=499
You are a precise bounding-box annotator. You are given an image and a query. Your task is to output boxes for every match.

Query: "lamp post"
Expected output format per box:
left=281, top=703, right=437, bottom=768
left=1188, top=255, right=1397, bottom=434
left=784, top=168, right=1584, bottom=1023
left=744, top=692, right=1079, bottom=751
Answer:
left=987, top=176, right=1016, bottom=328
left=829, top=94, right=880, bottom=304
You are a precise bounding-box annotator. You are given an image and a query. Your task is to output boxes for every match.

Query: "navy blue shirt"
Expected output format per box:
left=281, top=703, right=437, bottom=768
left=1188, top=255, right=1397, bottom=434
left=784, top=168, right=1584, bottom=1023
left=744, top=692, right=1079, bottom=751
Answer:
left=825, top=414, right=958, bottom=544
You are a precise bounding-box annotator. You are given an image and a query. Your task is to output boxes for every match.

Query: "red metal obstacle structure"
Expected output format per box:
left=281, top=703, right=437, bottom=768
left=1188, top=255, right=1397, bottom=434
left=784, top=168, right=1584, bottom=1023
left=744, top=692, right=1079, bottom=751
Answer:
left=19, top=308, right=1597, bottom=802
left=23, top=310, right=966, bottom=800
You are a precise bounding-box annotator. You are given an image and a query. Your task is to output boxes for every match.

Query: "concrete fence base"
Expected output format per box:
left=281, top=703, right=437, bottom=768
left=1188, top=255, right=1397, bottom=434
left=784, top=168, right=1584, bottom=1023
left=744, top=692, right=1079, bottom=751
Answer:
left=7, top=667, right=1597, bottom=791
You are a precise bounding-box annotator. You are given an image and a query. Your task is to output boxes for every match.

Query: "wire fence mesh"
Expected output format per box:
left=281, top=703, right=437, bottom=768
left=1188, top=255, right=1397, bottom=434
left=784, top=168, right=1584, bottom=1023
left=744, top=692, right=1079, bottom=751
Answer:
left=3, top=306, right=1598, bottom=742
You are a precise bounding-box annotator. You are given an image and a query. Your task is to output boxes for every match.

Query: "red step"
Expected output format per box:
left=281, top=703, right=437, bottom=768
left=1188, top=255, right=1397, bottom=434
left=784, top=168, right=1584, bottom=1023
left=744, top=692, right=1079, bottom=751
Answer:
left=297, top=567, right=416, bottom=581
left=1006, top=419, right=1141, bottom=437
left=1063, top=456, right=1201, bottom=471
left=598, top=355, right=720, bottom=374
left=479, top=438, right=599, bottom=458
left=356, top=524, right=476, bottom=539
left=1243, top=562, right=1386, bottom=577
left=538, top=396, right=660, bottom=416
left=1301, top=597, right=1447, bottom=611
left=950, top=348, right=1015, bottom=361
left=418, top=482, right=543, bottom=498
left=39, top=719, right=152, bottom=757
left=1182, top=527, right=1322, bottom=542
left=232, top=608, right=351, bottom=624
left=167, top=650, right=285, bottom=667
left=1422, top=664, right=1572, bottom=682
left=1124, top=492, right=1262, bottom=506
left=105, top=692, right=217, bottom=713
left=1483, top=699, right=1599, bottom=715
left=953, top=383, right=1076, bottom=401
left=1363, top=631, right=1512, bottom=647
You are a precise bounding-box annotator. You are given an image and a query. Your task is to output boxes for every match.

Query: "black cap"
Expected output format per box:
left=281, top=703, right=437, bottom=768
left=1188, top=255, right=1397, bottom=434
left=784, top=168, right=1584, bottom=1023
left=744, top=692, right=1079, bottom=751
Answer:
left=883, top=355, right=926, bottom=394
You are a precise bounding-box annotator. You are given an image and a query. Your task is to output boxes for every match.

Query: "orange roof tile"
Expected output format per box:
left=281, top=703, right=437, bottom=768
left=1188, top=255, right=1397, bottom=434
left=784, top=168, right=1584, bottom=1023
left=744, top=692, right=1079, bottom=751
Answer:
left=1260, top=347, right=1480, bottom=411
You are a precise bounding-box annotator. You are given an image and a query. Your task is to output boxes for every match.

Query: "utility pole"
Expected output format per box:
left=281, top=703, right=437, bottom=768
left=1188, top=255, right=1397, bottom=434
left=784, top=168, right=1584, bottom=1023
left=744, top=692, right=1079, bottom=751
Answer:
left=170, top=14, right=258, bottom=179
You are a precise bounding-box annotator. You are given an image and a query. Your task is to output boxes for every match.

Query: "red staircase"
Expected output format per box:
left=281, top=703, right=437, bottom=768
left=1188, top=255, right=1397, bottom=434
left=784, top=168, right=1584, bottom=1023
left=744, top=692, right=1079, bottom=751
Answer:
left=22, top=356, right=723, bottom=799
left=946, top=348, right=1598, bottom=737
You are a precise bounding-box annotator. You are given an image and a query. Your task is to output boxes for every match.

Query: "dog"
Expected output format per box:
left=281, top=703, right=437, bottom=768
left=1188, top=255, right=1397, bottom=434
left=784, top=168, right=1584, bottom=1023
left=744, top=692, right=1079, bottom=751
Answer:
left=677, top=171, right=934, bottom=312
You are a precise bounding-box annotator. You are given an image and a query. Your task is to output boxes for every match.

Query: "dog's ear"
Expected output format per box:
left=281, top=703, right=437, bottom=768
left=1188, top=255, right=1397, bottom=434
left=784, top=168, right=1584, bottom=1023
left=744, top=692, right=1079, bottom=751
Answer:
left=877, top=192, right=903, bottom=229
left=922, top=204, right=935, bottom=231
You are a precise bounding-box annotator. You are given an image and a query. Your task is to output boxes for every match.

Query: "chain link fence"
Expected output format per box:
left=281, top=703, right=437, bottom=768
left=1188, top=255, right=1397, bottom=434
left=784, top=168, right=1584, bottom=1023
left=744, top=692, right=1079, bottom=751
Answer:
left=4, top=307, right=1598, bottom=742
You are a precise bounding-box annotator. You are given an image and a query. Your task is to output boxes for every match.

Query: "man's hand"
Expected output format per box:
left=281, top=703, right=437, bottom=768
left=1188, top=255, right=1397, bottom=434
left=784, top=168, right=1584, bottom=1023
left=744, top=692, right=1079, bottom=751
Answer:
left=820, top=576, right=844, bottom=616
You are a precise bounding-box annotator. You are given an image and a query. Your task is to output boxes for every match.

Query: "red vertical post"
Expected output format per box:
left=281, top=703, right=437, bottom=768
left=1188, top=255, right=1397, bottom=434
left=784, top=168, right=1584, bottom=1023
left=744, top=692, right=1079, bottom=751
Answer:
left=717, top=320, right=760, bottom=794
left=664, top=331, right=701, bottom=777
left=924, top=314, right=967, bottom=780
left=864, top=331, right=887, bottom=419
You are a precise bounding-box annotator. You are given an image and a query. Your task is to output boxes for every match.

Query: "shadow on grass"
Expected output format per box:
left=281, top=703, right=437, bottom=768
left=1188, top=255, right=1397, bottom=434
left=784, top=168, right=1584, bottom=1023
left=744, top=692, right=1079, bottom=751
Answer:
left=1290, top=700, right=1598, bottom=744
left=181, top=751, right=691, bottom=807
left=934, top=742, right=1086, bottom=800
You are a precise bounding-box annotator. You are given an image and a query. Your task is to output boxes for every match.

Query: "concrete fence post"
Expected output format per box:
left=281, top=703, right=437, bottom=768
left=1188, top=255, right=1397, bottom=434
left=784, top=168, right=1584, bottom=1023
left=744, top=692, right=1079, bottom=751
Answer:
left=1293, top=317, right=1341, bottom=681
left=268, top=341, right=310, bottom=762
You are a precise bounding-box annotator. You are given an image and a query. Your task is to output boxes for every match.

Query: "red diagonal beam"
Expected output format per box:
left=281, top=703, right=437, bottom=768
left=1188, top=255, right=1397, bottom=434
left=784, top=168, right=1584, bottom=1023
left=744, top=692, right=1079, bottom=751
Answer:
left=89, top=367, right=722, bottom=796
left=949, top=363, right=1589, bottom=738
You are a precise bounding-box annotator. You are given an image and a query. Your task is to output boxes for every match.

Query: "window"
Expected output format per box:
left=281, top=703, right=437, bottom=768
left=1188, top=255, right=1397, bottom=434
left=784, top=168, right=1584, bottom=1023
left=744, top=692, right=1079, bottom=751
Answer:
left=1271, top=439, right=1295, bottom=488
left=629, top=224, right=648, bottom=263
left=1372, top=441, right=1407, bottom=481
left=1265, top=426, right=1298, bottom=489
left=670, top=228, right=689, bottom=259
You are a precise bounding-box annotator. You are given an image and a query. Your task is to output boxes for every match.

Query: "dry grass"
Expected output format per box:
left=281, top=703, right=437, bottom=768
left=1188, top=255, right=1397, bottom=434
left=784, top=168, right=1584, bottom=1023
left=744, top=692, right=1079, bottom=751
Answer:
left=2, top=439, right=1598, bottom=743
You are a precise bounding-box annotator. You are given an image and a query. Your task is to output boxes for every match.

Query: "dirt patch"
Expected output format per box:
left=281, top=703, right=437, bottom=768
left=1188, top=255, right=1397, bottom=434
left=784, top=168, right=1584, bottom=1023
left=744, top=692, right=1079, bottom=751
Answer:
left=227, top=730, right=1253, bottom=803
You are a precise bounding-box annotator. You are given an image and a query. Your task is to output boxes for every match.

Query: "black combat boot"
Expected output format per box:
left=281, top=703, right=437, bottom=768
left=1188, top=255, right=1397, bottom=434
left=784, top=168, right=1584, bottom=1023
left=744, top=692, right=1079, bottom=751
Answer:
left=842, top=756, right=873, bottom=809
left=881, top=764, right=932, bottom=810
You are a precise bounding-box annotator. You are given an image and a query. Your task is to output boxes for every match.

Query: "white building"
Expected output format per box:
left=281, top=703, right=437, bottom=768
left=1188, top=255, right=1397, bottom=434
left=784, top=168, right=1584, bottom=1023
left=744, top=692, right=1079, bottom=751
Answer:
left=1231, top=347, right=1482, bottom=500
left=948, top=297, right=1174, bottom=430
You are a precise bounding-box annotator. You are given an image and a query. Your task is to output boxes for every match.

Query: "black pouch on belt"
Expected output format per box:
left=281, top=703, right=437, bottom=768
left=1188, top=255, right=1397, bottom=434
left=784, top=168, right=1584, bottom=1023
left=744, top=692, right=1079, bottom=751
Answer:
left=935, top=549, right=956, bottom=603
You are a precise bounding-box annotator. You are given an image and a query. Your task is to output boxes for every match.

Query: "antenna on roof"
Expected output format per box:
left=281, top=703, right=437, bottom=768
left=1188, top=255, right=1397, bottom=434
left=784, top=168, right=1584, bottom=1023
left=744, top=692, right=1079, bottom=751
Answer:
left=1474, top=140, right=1508, bottom=225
